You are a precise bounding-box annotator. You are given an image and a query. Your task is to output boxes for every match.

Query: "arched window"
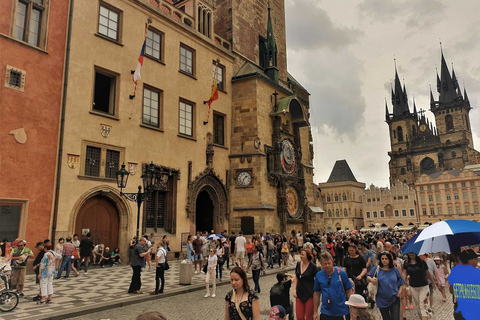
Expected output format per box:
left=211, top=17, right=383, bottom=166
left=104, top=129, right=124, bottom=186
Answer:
left=366, top=212, right=371, bottom=218
left=397, top=126, right=403, bottom=142
left=328, top=210, right=332, bottom=217
left=335, top=194, right=339, bottom=202
left=326, top=194, right=331, bottom=202
left=335, top=209, right=340, bottom=217
left=401, top=168, right=406, bottom=175
left=445, top=115, right=454, bottom=131
left=344, top=209, right=348, bottom=217
left=420, top=157, right=435, bottom=174
left=342, top=193, right=347, bottom=201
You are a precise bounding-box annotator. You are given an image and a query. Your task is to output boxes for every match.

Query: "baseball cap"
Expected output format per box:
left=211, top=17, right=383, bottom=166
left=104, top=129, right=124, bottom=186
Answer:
left=460, top=249, right=478, bottom=264
left=269, top=305, right=286, bottom=320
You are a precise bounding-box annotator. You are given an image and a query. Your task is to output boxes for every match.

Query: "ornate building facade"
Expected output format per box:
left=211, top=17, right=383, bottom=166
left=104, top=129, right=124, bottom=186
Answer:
left=386, top=50, right=480, bottom=187
left=319, top=160, right=365, bottom=232
left=362, top=182, right=418, bottom=231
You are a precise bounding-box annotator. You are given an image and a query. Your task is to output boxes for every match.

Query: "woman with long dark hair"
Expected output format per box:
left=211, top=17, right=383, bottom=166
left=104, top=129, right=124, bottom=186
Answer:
left=293, top=248, right=318, bottom=320
left=343, top=244, right=367, bottom=295
left=402, top=252, right=436, bottom=320
left=224, top=267, right=260, bottom=320
left=367, top=251, right=405, bottom=320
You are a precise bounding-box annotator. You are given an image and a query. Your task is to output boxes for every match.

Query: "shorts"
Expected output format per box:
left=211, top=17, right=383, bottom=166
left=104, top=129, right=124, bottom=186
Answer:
left=194, top=253, right=203, bottom=261
left=236, top=251, right=245, bottom=259
left=11, top=268, right=26, bottom=286
left=428, top=282, right=433, bottom=295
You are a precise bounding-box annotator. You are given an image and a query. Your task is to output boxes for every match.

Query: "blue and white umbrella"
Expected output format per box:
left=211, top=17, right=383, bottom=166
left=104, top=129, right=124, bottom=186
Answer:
left=206, top=234, right=224, bottom=241
left=401, top=219, right=480, bottom=255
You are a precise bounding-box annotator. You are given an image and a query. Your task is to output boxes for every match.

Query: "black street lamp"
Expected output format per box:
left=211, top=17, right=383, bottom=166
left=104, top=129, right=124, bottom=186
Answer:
left=116, top=162, right=158, bottom=240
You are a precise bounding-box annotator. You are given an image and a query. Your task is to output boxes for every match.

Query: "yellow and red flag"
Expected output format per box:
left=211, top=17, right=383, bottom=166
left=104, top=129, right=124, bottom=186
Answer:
left=203, top=60, right=219, bottom=125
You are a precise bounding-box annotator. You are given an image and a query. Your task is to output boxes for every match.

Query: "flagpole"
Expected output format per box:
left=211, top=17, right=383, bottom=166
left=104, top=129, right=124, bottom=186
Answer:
left=129, top=18, right=152, bottom=100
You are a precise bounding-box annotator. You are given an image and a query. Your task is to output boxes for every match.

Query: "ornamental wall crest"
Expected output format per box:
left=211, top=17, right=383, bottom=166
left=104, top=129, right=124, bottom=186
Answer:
left=101, top=124, right=111, bottom=138
left=128, top=162, right=138, bottom=176
left=186, top=167, right=229, bottom=221
left=67, top=154, right=80, bottom=169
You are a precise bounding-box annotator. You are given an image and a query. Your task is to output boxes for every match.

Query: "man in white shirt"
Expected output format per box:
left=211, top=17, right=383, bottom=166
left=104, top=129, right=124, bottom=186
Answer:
left=235, top=231, right=247, bottom=268
left=150, top=245, right=167, bottom=295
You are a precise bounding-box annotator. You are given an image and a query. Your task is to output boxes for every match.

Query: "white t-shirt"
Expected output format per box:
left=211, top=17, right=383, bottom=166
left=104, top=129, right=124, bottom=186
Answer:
left=207, top=254, right=217, bottom=269
left=235, top=236, right=246, bottom=252
left=156, top=247, right=166, bottom=264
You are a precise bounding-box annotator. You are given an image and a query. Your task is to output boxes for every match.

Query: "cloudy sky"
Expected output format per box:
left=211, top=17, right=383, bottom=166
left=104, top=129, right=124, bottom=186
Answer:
left=284, top=0, right=480, bottom=187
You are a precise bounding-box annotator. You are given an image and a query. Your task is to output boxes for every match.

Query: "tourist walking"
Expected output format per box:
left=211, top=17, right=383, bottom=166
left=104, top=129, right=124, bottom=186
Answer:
left=37, top=243, right=58, bottom=305
left=434, top=256, right=449, bottom=302
left=345, top=294, right=375, bottom=320
left=54, top=238, right=64, bottom=270
left=216, top=239, right=226, bottom=281
left=367, top=251, right=405, bottom=320
left=186, top=235, right=194, bottom=262
left=128, top=237, right=151, bottom=294
left=204, top=247, right=217, bottom=297
left=246, top=245, right=265, bottom=293
left=225, top=266, right=260, bottom=320
left=235, top=231, right=246, bottom=268
left=313, top=252, right=353, bottom=320
left=192, top=232, right=203, bottom=274
left=402, top=252, right=436, bottom=320
left=56, top=237, right=75, bottom=279
left=79, top=233, right=94, bottom=274
left=10, top=239, right=33, bottom=297
left=293, top=248, right=318, bottom=320
left=343, top=244, right=367, bottom=296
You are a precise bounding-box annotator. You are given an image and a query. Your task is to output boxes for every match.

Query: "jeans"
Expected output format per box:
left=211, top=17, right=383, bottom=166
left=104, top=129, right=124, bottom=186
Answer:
left=216, top=262, right=224, bottom=280
left=267, top=250, right=274, bottom=267
left=56, top=256, right=72, bottom=278
left=128, top=265, right=142, bottom=293
left=81, top=256, right=90, bottom=273
left=155, top=265, right=165, bottom=292
left=379, top=297, right=401, bottom=320
left=277, top=251, right=282, bottom=267
left=252, top=269, right=261, bottom=293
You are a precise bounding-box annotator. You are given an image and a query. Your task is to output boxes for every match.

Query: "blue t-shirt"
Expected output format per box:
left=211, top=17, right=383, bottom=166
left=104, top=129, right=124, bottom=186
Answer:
left=367, top=266, right=405, bottom=309
left=363, top=250, right=376, bottom=272
left=448, top=264, right=480, bottom=320
left=313, top=267, right=353, bottom=317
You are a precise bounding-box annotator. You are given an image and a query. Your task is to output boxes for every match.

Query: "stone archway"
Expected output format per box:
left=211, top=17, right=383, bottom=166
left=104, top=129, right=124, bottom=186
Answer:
left=186, top=168, right=228, bottom=233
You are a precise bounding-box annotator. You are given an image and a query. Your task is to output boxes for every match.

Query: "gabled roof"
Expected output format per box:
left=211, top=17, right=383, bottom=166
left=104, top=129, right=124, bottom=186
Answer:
left=327, top=160, right=358, bottom=183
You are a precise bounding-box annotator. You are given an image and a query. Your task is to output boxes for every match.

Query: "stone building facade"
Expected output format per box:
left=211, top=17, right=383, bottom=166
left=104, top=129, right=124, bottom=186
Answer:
left=319, top=160, right=365, bottom=232
left=0, top=0, right=69, bottom=246
left=415, top=166, right=480, bottom=224
left=362, top=182, right=419, bottom=231
left=386, top=50, right=480, bottom=187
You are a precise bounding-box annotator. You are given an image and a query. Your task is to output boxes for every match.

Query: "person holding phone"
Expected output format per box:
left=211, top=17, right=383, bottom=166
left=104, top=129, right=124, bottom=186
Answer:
left=128, top=237, right=151, bottom=294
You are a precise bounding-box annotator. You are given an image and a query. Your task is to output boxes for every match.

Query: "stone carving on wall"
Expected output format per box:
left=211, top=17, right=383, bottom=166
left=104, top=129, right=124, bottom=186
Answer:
left=9, top=128, right=27, bottom=144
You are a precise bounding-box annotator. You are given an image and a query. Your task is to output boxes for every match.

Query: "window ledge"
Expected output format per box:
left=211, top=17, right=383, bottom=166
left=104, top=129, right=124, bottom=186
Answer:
left=218, top=88, right=227, bottom=94
left=213, top=143, right=228, bottom=150
left=78, top=175, right=117, bottom=183
left=177, top=134, right=197, bottom=142
left=89, top=110, right=120, bottom=121
left=94, top=33, right=124, bottom=47
left=140, top=123, right=164, bottom=132
left=0, top=33, right=48, bottom=54
left=178, top=70, right=197, bottom=80
left=145, top=55, right=165, bottom=65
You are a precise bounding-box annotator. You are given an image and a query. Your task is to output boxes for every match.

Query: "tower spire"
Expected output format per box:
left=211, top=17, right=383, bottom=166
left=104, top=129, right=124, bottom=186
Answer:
left=385, top=98, right=390, bottom=121
left=392, top=62, right=409, bottom=117
left=264, top=0, right=278, bottom=83
left=438, top=47, right=461, bottom=103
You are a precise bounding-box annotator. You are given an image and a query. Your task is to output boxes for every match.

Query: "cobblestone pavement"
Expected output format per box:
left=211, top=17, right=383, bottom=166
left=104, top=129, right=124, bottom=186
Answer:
left=1, top=257, right=456, bottom=320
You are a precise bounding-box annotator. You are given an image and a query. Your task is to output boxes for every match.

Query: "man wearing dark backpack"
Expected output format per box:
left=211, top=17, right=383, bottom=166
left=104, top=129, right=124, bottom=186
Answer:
left=247, top=244, right=266, bottom=293
left=270, top=273, right=295, bottom=320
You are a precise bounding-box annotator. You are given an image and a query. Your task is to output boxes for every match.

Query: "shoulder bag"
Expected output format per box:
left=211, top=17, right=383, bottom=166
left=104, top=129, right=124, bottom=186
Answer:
left=159, top=248, right=169, bottom=270
left=367, top=266, right=379, bottom=297
left=232, top=290, right=247, bottom=320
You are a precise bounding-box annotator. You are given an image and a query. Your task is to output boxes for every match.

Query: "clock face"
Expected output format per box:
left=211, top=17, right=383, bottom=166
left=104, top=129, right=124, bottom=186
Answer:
left=237, top=171, right=252, bottom=187
left=419, top=124, right=427, bottom=132
left=281, top=140, right=295, bottom=174
left=285, top=187, right=300, bottom=218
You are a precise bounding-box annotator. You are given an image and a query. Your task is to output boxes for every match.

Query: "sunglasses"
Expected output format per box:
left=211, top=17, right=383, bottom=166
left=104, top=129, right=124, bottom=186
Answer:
left=327, top=275, right=332, bottom=286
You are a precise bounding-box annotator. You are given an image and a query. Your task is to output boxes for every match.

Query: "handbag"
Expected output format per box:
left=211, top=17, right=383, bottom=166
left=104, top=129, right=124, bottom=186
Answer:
left=202, top=263, right=208, bottom=274
left=217, top=255, right=224, bottom=264
left=367, top=266, right=379, bottom=297
left=160, top=262, right=169, bottom=270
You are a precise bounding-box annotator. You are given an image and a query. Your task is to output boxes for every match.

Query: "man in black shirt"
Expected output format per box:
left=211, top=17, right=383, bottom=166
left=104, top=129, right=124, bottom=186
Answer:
left=270, top=273, right=294, bottom=320
left=32, top=241, right=45, bottom=301
left=79, top=233, right=94, bottom=274
left=228, top=231, right=236, bottom=268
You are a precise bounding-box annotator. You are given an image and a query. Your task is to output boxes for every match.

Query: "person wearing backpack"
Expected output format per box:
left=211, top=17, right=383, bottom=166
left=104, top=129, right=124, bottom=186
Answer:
left=266, top=236, right=275, bottom=269
left=247, top=245, right=266, bottom=293
left=270, top=273, right=295, bottom=320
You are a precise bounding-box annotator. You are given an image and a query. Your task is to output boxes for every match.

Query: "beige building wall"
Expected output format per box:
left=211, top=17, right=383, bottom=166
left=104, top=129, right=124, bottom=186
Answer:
left=57, top=0, right=234, bottom=255
left=319, top=181, right=365, bottom=233
left=415, top=168, right=480, bottom=223
left=362, top=182, right=419, bottom=230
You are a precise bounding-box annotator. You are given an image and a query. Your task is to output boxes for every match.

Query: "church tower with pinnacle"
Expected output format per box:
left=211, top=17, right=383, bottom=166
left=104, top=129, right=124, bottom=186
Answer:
left=386, top=49, right=480, bottom=187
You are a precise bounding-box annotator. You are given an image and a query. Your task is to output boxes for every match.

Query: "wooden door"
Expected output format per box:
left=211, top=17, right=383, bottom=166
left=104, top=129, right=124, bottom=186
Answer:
left=75, top=196, right=119, bottom=249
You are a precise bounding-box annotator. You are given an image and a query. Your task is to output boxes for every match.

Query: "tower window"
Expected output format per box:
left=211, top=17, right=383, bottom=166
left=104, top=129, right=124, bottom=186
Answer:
left=396, top=126, right=403, bottom=142
left=420, top=157, right=435, bottom=174
left=400, top=168, right=406, bottom=175
left=445, top=115, right=454, bottom=131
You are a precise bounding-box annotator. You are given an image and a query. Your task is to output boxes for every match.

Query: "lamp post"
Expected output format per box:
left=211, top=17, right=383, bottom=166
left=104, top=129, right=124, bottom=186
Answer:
left=116, top=162, right=158, bottom=240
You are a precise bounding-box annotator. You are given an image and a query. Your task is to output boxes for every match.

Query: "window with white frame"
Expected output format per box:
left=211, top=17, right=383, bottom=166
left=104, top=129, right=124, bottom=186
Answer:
left=475, top=205, right=479, bottom=214
left=142, top=87, right=161, bottom=128
left=180, top=44, right=195, bottom=76
left=13, top=0, right=48, bottom=47
left=446, top=193, right=451, bottom=201
left=213, top=62, right=225, bottom=91
left=456, top=206, right=461, bottom=214
left=410, top=209, right=415, bottom=216
left=93, top=68, right=117, bottom=116
left=380, top=211, right=385, bottom=218
left=402, top=209, right=407, bottom=217
left=98, top=4, right=121, bottom=41
left=4, top=65, right=26, bottom=92
left=179, top=100, right=194, bottom=136
left=437, top=207, right=442, bottom=215
left=465, top=206, right=471, bottom=214
left=430, top=207, right=435, bottom=215
left=373, top=211, right=377, bottom=218
left=448, top=207, right=453, bottom=215
left=394, top=210, right=399, bottom=217
left=145, top=29, right=163, bottom=61
left=366, top=212, right=371, bottom=219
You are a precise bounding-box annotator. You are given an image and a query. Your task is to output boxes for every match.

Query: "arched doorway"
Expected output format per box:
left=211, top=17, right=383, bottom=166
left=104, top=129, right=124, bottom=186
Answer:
left=195, top=190, right=214, bottom=232
left=75, top=195, right=119, bottom=248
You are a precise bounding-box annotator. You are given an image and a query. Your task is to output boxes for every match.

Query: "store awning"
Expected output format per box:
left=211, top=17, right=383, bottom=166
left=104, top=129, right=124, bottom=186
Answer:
left=396, top=226, right=413, bottom=231
left=309, top=206, right=325, bottom=213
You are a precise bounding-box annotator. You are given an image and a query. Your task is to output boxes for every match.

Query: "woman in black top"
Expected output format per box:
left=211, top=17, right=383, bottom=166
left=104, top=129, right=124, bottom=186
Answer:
left=343, top=244, right=367, bottom=295
left=293, top=248, right=318, bottom=320
left=402, top=253, right=436, bottom=320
